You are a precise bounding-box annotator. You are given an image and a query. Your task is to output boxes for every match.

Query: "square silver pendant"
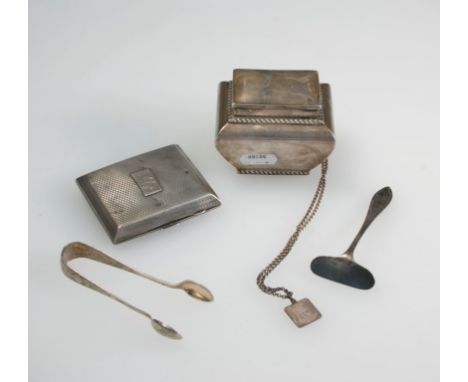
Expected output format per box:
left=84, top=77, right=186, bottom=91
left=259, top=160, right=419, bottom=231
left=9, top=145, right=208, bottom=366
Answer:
left=77, top=144, right=221, bottom=243
left=284, top=298, right=322, bottom=328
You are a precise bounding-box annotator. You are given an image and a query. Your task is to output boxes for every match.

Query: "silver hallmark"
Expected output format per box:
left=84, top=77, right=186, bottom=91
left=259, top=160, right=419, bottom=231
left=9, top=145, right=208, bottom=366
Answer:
left=284, top=298, right=322, bottom=328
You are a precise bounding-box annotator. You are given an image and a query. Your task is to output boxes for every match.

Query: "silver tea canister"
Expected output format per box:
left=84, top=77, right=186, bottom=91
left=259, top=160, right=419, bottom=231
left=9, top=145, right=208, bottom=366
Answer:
left=215, top=69, right=335, bottom=174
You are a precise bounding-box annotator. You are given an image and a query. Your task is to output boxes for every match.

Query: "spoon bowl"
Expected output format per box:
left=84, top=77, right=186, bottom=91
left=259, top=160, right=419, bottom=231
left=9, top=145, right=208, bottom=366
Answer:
left=177, top=280, right=214, bottom=302
left=311, top=256, right=375, bottom=289
left=150, top=319, right=183, bottom=339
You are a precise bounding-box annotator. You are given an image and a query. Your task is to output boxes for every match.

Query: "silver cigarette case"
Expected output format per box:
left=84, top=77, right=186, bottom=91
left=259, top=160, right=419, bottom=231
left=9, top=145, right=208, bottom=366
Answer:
left=77, top=144, right=221, bottom=243
left=215, top=69, right=335, bottom=175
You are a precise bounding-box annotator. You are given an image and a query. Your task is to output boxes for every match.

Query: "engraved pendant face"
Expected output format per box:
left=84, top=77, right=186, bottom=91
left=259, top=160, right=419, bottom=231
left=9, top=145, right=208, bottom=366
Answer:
left=284, top=298, right=321, bottom=327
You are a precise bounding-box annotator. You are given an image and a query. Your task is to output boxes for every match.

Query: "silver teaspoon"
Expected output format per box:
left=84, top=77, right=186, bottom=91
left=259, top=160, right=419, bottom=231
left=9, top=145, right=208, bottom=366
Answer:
left=310, top=187, right=393, bottom=289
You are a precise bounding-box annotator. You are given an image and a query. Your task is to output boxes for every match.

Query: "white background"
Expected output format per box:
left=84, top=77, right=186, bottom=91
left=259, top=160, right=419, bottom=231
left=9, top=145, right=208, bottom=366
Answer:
left=29, top=1, right=439, bottom=381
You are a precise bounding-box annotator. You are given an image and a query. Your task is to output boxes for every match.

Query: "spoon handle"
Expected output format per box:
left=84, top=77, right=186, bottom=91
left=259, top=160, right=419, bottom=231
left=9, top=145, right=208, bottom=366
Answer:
left=344, top=187, right=392, bottom=257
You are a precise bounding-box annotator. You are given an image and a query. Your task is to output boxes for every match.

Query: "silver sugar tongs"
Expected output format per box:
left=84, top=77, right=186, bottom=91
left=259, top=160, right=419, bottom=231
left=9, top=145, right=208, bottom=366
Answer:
left=61, top=242, right=214, bottom=340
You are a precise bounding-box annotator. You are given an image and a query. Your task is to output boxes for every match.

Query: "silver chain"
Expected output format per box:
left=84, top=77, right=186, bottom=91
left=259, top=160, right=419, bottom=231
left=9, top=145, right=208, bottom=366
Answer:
left=256, top=160, right=328, bottom=304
